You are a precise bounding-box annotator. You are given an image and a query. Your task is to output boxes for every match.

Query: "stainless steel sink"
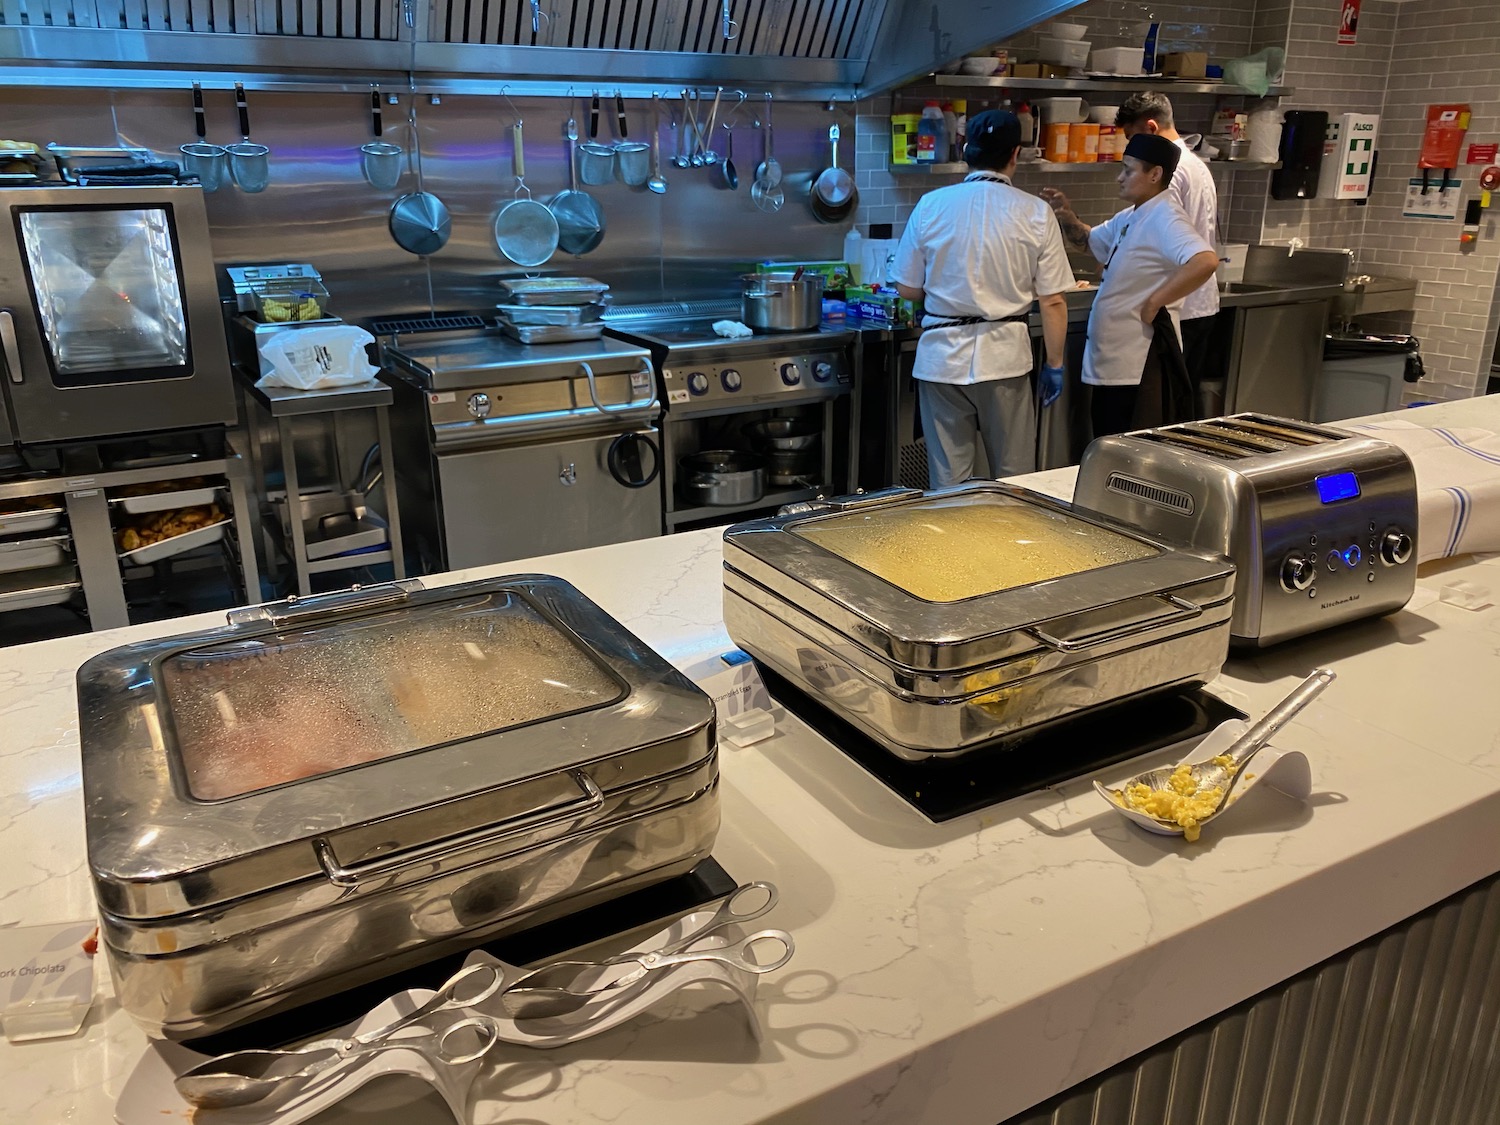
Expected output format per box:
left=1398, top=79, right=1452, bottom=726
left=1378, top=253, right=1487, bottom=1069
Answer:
left=1219, top=282, right=1280, bottom=294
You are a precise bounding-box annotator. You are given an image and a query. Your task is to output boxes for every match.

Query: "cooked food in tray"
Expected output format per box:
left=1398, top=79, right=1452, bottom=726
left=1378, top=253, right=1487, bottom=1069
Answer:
left=0, top=493, right=62, bottom=514
left=115, top=503, right=225, bottom=552
left=115, top=475, right=216, bottom=497
left=793, top=492, right=1157, bottom=602
left=161, top=598, right=623, bottom=800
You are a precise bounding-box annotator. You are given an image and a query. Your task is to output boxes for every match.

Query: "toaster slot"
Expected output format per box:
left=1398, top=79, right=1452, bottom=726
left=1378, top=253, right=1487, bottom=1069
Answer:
left=1216, top=415, right=1345, bottom=445
left=1175, top=422, right=1290, bottom=454
left=1134, top=431, right=1249, bottom=459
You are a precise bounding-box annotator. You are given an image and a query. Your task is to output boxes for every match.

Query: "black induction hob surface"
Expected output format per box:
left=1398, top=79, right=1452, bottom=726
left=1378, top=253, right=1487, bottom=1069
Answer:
left=182, top=858, right=737, bottom=1055
left=759, top=665, right=1245, bottom=823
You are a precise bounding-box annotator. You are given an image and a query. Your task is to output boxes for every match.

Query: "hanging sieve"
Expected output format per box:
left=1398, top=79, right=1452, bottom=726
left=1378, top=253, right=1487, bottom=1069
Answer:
left=388, top=76, right=450, bottom=255
left=549, top=116, right=605, bottom=256
left=493, top=118, right=559, bottom=268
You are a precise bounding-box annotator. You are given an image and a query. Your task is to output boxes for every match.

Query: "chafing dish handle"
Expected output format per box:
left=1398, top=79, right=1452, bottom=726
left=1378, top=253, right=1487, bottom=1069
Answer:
left=779, top=486, right=922, bottom=517
left=312, top=770, right=606, bottom=889
left=1027, top=593, right=1203, bottom=654
left=227, top=579, right=425, bottom=627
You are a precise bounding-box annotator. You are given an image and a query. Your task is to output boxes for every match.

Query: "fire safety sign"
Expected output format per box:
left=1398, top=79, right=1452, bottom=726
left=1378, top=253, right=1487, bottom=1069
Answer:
left=1339, top=0, right=1360, bottom=44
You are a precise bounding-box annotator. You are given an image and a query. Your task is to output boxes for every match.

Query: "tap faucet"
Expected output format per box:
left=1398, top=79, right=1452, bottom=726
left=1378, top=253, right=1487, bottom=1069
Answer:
left=1287, top=237, right=1304, bottom=257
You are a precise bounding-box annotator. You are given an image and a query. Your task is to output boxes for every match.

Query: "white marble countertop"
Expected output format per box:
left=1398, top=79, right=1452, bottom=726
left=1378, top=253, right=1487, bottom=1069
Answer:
left=7, top=400, right=1500, bottom=1125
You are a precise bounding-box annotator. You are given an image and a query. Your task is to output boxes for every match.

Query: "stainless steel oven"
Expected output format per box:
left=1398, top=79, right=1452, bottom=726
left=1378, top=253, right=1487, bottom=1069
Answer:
left=604, top=300, right=856, bottom=532
left=0, top=185, right=235, bottom=446
left=383, top=325, right=663, bottom=571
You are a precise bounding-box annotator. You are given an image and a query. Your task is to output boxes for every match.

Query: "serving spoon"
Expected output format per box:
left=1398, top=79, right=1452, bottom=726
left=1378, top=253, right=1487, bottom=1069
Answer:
left=1097, top=668, right=1336, bottom=837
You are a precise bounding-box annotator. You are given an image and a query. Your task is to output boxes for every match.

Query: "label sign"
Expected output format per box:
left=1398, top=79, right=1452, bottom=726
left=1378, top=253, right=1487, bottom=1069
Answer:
left=1467, top=143, right=1498, bottom=165
left=0, top=921, right=96, bottom=1042
left=1402, top=177, right=1462, bottom=221
left=694, top=651, right=771, bottom=725
left=1338, top=0, right=1360, bottom=45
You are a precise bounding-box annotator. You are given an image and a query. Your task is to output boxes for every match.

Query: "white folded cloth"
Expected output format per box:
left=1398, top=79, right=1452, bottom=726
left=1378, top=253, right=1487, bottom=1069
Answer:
left=712, top=319, right=755, bottom=338
left=1347, top=419, right=1500, bottom=562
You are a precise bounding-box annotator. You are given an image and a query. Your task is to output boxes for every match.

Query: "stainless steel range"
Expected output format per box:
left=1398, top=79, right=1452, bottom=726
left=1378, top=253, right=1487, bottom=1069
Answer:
left=604, top=300, right=856, bottom=532
left=382, top=322, right=662, bottom=571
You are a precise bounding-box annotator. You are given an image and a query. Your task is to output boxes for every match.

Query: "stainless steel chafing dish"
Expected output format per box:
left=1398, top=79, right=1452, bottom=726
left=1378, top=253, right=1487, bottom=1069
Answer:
left=79, top=576, right=717, bottom=1040
left=723, top=484, right=1235, bottom=760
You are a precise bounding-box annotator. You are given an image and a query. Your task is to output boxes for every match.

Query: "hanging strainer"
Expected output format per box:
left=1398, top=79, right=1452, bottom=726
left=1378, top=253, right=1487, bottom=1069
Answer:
left=493, top=118, right=559, bottom=268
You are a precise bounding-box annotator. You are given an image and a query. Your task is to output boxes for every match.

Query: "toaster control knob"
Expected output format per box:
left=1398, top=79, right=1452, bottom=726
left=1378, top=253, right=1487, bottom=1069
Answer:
left=1281, top=554, right=1317, bottom=592
left=467, top=392, right=491, bottom=418
left=1381, top=529, right=1415, bottom=566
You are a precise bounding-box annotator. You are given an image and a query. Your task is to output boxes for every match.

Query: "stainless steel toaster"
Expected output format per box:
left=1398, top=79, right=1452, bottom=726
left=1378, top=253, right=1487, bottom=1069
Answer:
left=1073, top=414, right=1418, bottom=648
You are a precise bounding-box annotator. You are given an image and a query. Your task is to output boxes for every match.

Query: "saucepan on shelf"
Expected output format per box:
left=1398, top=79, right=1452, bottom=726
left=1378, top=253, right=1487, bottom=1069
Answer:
left=679, top=449, right=765, bottom=506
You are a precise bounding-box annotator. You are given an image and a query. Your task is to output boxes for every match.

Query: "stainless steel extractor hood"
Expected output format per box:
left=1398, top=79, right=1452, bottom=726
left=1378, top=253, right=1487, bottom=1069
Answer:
left=0, top=0, right=1085, bottom=98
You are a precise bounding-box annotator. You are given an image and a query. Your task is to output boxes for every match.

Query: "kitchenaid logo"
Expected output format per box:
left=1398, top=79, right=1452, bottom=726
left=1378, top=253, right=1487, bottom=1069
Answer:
left=1321, top=593, right=1361, bottom=609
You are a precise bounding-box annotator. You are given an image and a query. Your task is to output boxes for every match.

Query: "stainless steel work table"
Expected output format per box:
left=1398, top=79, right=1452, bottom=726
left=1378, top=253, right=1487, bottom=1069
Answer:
left=237, top=373, right=407, bottom=596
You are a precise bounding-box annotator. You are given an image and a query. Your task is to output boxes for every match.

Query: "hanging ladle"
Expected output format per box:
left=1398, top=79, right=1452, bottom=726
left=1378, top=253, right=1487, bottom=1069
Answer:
left=648, top=92, right=669, bottom=194
left=720, top=122, right=738, bottom=189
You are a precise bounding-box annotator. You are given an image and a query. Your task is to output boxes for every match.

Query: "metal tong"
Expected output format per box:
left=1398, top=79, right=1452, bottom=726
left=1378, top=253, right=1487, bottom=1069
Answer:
left=499, top=881, right=790, bottom=1019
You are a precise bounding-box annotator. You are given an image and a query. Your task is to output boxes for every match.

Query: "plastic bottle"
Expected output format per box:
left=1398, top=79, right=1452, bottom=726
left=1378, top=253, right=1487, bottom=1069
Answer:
left=917, top=101, right=945, bottom=164
left=941, top=102, right=958, bottom=163
left=1017, top=102, right=1035, bottom=147
left=843, top=226, right=863, bottom=285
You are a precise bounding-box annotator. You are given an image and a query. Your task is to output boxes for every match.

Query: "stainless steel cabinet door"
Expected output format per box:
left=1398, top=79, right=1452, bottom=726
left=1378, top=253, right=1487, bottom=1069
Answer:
left=436, top=429, right=662, bottom=569
left=1226, top=300, right=1331, bottom=421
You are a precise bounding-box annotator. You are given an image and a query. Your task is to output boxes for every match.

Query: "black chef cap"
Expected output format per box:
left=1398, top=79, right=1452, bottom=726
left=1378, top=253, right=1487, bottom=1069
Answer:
left=1123, top=132, right=1181, bottom=183
left=964, top=110, right=1022, bottom=169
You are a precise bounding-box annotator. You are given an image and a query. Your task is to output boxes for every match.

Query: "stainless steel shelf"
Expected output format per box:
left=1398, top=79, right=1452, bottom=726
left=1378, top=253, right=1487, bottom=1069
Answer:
left=927, top=76, right=1293, bottom=96
left=668, top=486, right=822, bottom=528
left=889, top=160, right=1280, bottom=175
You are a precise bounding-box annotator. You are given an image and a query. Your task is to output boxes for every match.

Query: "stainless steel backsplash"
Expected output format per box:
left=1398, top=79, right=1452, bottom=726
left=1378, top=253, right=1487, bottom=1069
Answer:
left=2, top=86, right=852, bottom=321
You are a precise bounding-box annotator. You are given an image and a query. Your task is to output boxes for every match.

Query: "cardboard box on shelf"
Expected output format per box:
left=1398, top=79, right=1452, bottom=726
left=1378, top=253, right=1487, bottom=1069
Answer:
left=1012, top=62, right=1043, bottom=78
left=1162, top=52, right=1208, bottom=79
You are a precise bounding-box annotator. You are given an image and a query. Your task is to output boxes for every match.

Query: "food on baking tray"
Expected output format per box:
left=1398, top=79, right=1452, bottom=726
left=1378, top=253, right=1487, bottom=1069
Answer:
left=162, top=604, right=621, bottom=800
left=116, top=476, right=215, bottom=497
left=0, top=494, right=61, bottom=513
left=116, top=503, right=225, bottom=552
left=794, top=493, right=1156, bottom=602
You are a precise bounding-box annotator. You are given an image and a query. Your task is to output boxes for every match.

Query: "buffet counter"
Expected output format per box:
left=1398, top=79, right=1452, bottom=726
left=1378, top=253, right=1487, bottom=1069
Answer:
left=6, top=398, right=1500, bottom=1125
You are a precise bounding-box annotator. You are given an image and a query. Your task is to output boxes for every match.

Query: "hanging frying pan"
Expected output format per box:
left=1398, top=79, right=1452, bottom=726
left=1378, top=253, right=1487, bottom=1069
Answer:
left=810, top=123, right=858, bottom=224
left=389, top=92, right=450, bottom=255
left=494, top=119, right=559, bottom=268
left=550, top=116, right=605, bottom=256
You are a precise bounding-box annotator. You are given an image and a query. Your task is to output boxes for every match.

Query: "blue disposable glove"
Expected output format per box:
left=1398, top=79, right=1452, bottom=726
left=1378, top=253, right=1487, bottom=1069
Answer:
left=1039, top=363, right=1065, bottom=408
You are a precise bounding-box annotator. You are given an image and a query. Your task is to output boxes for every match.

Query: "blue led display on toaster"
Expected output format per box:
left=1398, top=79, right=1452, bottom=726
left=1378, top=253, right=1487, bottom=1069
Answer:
left=1315, top=472, right=1361, bottom=503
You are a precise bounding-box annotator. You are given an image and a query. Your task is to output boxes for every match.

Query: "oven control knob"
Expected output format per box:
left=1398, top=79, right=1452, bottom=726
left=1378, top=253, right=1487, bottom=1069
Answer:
left=467, top=392, right=491, bottom=419
left=1380, top=528, right=1414, bottom=565
left=1281, top=553, right=1316, bottom=592
left=687, top=372, right=710, bottom=396
left=779, top=362, right=802, bottom=386
left=720, top=368, right=742, bottom=391
left=812, top=361, right=834, bottom=383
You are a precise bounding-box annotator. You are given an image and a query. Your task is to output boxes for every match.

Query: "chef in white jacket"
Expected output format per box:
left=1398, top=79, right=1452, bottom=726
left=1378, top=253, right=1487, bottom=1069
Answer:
left=1051, top=133, right=1219, bottom=437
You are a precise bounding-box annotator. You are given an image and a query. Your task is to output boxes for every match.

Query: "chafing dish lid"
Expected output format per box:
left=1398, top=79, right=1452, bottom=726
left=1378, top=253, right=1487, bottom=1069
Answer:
left=723, top=483, right=1235, bottom=664
left=792, top=489, right=1156, bottom=602
left=79, top=576, right=715, bottom=917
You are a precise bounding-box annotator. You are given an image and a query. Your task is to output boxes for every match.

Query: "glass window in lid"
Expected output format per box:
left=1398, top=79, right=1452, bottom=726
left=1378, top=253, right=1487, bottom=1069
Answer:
left=159, top=592, right=625, bottom=800
left=793, top=491, right=1158, bottom=602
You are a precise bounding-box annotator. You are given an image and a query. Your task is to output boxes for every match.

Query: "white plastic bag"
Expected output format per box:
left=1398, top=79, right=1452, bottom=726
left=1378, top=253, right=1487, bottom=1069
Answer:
left=256, top=325, right=379, bottom=392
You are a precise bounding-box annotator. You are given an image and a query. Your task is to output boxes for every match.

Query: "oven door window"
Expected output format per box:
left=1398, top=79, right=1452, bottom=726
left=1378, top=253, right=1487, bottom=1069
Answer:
left=17, top=205, right=192, bottom=387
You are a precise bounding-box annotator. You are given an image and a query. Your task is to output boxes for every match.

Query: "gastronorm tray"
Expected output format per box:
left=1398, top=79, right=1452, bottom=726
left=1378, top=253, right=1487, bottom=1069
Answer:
left=0, top=564, right=80, bottom=612
left=496, top=302, right=608, bottom=326
left=496, top=276, right=611, bottom=306
left=114, top=485, right=224, bottom=515
left=0, top=533, right=70, bottom=574
left=500, top=321, right=607, bottom=344
left=0, top=504, right=64, bottom=536
left=118, top=520, right=230, bottom=565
